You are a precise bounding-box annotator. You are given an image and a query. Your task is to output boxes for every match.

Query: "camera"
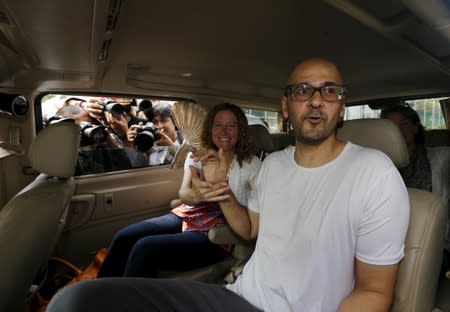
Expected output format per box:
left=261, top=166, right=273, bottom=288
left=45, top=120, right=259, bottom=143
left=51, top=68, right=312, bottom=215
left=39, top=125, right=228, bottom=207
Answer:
left=134, top=123, right=160, bottom=152
left=80, top=121, right=108, bottom=145
left=100, top=99, right=124, bottom=117
left=138, top=99, right=154, bottom=121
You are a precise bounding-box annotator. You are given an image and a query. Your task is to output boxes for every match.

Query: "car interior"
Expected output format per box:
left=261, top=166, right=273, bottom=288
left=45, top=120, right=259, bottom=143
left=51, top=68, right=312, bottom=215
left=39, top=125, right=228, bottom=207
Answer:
left=0, top=0, right=449, bottom=311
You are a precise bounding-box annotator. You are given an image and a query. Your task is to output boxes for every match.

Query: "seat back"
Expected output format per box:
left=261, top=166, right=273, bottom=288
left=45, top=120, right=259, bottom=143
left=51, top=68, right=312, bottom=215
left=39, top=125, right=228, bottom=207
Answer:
left=0, top=121, right=80, bottom=311
left=248, top=124, right=275, bottom=159
left=271, top=132, right=295, bottom=151
left=337, top=119, right=447, bottom=312
left=392, top=188, right=446, bottom=312
left=424, top=129, right=450, bottom=147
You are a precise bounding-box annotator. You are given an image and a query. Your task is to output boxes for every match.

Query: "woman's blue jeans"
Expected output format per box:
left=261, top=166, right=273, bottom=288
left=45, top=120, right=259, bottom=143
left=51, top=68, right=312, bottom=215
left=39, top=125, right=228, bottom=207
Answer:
left=97, top=212, right=228, bottom=278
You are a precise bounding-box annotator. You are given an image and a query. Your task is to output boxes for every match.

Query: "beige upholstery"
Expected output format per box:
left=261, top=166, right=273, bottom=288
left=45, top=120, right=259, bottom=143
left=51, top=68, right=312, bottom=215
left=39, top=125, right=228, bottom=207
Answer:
left=29, top=121, right=80, bottom=177
left=0, top=122, right=80, bottom=311
left=392, top=188, right=446, bottom=312
left=208, top=225, right=255, bottom=261
left=336, top=118, right=409, bottom=167
left=337, top=118, right=446, bottom=312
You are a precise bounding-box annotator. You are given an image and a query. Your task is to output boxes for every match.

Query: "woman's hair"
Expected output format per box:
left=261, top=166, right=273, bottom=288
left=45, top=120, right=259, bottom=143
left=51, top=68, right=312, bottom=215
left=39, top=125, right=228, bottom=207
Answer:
left=201, top=103, right=255, bottom=166
left=380, top=104, right=425, bottom=144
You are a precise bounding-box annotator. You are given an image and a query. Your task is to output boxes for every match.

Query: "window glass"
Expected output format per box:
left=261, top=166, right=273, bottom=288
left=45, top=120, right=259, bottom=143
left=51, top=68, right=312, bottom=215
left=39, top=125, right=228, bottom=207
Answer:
left=345, top=97, right=447, bottom=130
left=40, top=94, right=188, bottom=176
left=242, top=108, right=279, bottom=133
left=405, top=98, right=447, bottom=129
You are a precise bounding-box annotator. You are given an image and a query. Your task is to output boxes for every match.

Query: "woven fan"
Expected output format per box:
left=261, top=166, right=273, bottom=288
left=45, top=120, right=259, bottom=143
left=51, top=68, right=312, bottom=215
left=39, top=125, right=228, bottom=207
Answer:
left=170, top=101, right=207, bottom=169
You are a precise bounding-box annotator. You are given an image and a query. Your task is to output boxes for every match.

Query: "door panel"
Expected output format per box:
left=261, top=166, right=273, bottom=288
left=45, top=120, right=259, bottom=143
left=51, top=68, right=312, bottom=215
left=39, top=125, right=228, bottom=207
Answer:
left=57, top=165, right=184, bottom=266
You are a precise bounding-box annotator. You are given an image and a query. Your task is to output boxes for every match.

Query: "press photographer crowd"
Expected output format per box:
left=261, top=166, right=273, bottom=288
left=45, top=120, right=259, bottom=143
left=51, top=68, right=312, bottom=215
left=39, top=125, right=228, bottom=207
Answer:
left=42, top=96, right=183, bottom=175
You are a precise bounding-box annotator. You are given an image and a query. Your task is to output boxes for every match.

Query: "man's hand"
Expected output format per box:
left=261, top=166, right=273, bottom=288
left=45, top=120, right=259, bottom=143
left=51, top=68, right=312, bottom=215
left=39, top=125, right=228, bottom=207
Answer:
left=84, top=99, right=105, bottom=119
left=189, top=166, right=230, bottom=203
left=127, top=123, right=141, bottom=142
left=191, top=148, right=228, bottom=184
left=105, top=112, right=129, bottom=138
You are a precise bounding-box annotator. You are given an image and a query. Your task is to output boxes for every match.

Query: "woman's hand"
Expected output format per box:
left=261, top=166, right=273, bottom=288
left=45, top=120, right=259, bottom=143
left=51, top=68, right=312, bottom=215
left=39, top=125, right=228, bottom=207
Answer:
left=155, top=128, right=175, bottom=146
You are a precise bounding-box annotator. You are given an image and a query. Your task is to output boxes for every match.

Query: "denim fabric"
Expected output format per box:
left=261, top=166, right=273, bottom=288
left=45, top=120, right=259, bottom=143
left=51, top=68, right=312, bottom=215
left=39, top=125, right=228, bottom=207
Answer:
left=47, top=278, right=262, bottom=312
left=98, top=213, right=228, bottom=278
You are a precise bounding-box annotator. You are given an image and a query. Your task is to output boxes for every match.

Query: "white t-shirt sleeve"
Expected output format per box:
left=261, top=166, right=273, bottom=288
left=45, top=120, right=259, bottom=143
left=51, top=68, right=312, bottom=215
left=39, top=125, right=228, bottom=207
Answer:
left=356, top=167, right=410, bottom=265
left=247, top=154, right=273, bottom=213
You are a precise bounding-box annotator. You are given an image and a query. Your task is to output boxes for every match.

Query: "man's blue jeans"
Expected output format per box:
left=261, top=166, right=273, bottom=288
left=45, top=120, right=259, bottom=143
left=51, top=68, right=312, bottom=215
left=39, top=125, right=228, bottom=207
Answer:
left=97, top=212, right=228, bottom=277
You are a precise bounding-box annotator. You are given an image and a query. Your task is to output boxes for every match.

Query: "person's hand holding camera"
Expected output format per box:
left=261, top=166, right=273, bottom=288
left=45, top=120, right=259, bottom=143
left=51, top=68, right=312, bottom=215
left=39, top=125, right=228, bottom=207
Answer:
left=154, top=128, right=175, bottom=146
left=83, top=98, right=105, bottom=119
left=127, top=123, right=141, bottom=142
left=105, top=110, right=129, bottom=139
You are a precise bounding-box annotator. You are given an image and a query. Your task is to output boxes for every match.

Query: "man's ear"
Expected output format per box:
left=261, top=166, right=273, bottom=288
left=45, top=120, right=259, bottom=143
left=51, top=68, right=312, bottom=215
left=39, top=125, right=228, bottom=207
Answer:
left=281, top=96, right=289, bottom=119
left=339, top=102, right=345, bottom=119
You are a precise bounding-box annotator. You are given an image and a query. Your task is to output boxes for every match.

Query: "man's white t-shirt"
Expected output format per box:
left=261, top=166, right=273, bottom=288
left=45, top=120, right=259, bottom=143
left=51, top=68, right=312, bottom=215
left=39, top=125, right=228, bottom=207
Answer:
left=226, top=143, right=410, bottom=312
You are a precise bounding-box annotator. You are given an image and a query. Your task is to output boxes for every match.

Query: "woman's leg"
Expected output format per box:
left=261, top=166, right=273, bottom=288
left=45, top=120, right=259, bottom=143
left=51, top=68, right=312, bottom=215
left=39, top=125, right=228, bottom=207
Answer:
left=124, top=230, right=229, bottom=277
left=97, top=213, right=182, bottom=277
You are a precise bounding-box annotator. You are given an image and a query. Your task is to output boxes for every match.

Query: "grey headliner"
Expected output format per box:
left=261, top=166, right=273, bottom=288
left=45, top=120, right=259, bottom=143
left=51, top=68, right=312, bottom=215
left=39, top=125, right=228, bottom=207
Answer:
left=0, top=0, right=448, bottom=108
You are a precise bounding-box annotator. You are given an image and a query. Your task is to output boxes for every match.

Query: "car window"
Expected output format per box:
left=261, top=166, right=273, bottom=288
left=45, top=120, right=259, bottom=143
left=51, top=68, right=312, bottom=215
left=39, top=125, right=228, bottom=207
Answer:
left=345, top=96, right=448, bottom=130
left=40, top=94, right=187, bottom=176
left=243, top=108, right=279, bottom=133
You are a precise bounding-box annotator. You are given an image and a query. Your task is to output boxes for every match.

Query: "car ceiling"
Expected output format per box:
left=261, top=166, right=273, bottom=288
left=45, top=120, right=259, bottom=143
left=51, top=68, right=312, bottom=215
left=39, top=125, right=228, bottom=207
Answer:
left=0, top=0, right=448, bottom=108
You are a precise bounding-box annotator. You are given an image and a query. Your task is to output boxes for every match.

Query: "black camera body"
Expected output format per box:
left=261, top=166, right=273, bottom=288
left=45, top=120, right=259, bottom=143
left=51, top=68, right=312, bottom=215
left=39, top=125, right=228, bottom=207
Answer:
left=80, top=121, right=108, bottom=145
left=134, top=123, right=160, bottom=152
left=100, top=99, right=124, bottom=117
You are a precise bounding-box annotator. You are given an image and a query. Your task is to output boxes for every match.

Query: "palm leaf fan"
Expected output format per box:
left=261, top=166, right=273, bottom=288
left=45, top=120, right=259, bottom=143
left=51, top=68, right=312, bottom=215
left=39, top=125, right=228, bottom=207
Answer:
left=170, top=101, right=207, bottom=169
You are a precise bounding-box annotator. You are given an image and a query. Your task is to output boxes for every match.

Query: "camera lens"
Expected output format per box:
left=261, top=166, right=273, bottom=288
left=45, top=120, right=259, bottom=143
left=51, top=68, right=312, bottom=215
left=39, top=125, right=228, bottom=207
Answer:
left=80, top=122, right=107, bottom=145
left=134, top=123, right=160, bottom=152
left=105, top=102, right=124, bottom=117
left=138, top=100, right=152, bottom=111
left=134, top=131, right=156, bottom=152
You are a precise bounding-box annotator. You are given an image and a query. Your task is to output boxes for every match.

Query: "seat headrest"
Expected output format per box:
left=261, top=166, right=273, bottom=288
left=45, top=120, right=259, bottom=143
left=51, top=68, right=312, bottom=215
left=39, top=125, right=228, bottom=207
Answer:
left=336, top=119, right=409, bottom=167
left=248, top=124, right=275, bottom=156
left=28, top=122, right=81, bottom=178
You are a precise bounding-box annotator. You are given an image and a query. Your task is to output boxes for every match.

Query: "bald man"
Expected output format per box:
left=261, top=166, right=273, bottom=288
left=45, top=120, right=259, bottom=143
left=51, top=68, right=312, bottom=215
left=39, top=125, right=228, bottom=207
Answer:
left=47, top=58, right=409, bottom=312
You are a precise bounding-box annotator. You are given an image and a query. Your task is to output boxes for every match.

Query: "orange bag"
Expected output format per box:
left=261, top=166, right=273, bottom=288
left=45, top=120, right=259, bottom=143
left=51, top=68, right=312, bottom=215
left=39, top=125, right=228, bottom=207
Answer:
left=31, top=248, right=107, bottom=312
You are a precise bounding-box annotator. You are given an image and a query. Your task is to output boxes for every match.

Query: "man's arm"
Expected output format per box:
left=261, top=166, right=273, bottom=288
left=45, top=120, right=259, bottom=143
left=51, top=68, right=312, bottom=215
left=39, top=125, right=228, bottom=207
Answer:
left=218, top=190, right=259, bottom=241
left=338, top=259, right=399, bottom=312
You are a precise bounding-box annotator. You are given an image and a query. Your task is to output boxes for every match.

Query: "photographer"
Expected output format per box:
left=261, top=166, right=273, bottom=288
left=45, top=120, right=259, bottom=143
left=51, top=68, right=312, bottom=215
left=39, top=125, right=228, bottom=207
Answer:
left=83, top=97, right=144, bottom=146
left=127, top=102, right=183, bottom=166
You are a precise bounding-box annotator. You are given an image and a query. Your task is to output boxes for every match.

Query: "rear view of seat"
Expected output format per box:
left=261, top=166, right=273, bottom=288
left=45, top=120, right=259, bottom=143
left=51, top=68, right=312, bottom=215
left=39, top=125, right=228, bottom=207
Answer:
left=248, top=124, right=275, bottom=159
left=271, top=132, right=295, bottom=151
left=425, top=129, right=450, bottom=147
left=337, top=119, right=447, bottom=312
left=0, top=121, right=80, bottom=311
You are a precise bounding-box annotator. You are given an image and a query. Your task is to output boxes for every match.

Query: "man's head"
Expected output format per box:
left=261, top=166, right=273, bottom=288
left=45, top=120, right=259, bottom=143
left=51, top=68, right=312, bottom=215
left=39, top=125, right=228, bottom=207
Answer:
left=281, top=58, right=346, bottom=146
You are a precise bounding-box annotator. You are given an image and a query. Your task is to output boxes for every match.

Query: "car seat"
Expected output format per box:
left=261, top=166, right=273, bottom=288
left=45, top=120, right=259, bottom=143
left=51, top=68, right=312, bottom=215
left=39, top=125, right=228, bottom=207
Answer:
left=336, top=119, right=447, bottom=312
left=0, top=121, right=80, bottom=311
